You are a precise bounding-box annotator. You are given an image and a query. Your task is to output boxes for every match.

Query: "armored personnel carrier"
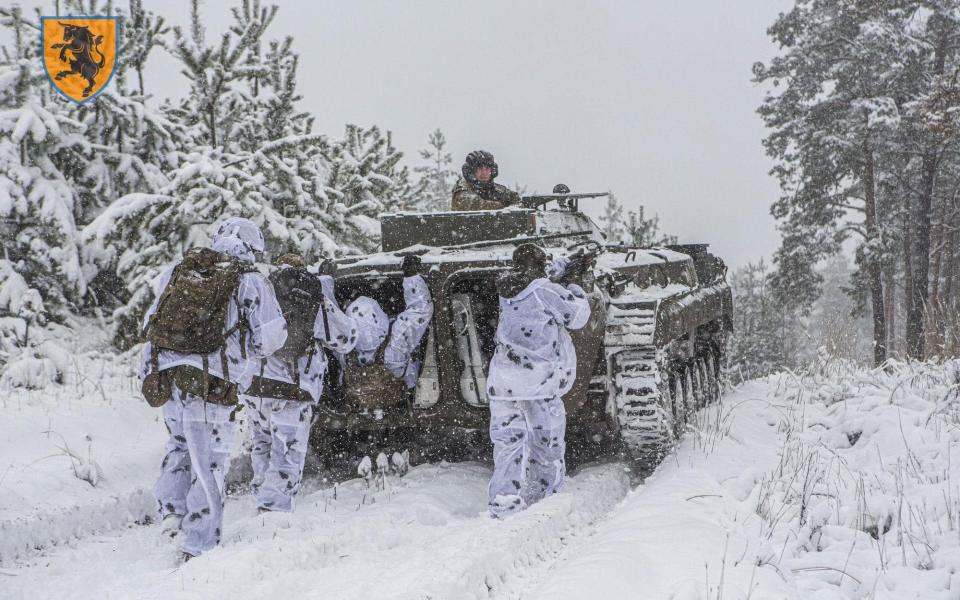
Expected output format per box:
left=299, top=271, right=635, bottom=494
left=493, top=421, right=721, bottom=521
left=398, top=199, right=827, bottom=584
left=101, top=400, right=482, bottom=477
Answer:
left=315, top=192, right=733, bottom=467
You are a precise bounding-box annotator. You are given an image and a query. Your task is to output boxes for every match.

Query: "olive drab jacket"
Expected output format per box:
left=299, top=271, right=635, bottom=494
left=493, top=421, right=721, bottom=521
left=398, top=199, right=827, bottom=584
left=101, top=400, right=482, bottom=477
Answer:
left=450, top=178, right=521, bottom=211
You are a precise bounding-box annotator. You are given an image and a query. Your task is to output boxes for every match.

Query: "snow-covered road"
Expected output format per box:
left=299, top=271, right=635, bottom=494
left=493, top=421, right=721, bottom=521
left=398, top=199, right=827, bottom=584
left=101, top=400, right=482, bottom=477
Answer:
left=6, top=359, right=960, bottom=599
left=4, top=462, right=629, bottom=600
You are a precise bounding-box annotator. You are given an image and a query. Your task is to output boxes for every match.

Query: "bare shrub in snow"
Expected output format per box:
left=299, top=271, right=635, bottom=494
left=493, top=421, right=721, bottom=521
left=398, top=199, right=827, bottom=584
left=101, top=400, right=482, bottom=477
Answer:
left=750, top=359, right=960, bottom=597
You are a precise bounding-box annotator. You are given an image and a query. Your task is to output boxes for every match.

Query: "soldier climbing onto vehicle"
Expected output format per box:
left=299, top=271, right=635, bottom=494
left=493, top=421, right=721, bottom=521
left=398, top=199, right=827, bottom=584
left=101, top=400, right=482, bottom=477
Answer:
left=242, top=255, right=357, bottom=514
left=384, top=255, right=434, bottom=388
left=451, top=150, right=521, bottom=211
left=337, top=256, right=435, bottom=410
left=485, top=243, right=590, bottom=518
left=139, top=217, right=287, bottom=561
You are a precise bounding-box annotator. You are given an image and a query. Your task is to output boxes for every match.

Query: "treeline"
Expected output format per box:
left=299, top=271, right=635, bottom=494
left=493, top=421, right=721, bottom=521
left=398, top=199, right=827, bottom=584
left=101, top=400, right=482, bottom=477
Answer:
left=0, top=0, right=456, bottom=385
left=727, top=256, right=873, bottom=382
left=754, top=0, right=960, bottom=365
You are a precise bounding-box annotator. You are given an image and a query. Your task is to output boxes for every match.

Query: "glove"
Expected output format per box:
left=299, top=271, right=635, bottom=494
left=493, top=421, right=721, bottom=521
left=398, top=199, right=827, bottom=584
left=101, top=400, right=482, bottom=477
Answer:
left=545, top=256, right=570, bottom=280
left=318, top=259, right=337, bottom=276
left=402, top=255, right=422, bottom=278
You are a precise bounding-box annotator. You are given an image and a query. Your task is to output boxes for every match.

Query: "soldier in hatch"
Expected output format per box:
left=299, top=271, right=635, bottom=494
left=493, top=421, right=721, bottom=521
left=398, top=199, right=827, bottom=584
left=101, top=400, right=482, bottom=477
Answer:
left=451, top=150, right=521, bottom=211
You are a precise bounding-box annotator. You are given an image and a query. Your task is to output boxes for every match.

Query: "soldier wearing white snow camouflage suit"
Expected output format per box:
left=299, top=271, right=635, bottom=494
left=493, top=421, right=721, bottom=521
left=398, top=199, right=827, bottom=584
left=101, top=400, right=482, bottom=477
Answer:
left=140, top=217, right=287, bottom=559
left=384, top=255, right=434, bottom=388
left=486, top=243, right=590, bottom=517
left=241, top=256, right=357, bottom=513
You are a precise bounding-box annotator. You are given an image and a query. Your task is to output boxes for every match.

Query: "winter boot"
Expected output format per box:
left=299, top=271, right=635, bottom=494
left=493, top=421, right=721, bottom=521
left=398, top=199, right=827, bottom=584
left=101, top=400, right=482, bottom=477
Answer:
left=161, top=514, right=183, bottom=538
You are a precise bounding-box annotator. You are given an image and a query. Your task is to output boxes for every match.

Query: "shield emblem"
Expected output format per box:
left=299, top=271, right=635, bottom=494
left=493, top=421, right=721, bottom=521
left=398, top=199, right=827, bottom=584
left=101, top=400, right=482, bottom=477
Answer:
left=41, top=16, right=118, bottom=103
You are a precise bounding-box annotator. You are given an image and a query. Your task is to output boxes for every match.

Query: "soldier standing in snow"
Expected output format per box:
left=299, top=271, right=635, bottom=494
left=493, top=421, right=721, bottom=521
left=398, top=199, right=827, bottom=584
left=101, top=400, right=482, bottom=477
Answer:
left=451, top=150, right=521, bottom=211
left=242, top=255, right=357, bottom=514
left=384, top=255, right=434, bottom=388
left=139, top=217, right=287, bottom=560
left=485, top=243, right=590, bottom=517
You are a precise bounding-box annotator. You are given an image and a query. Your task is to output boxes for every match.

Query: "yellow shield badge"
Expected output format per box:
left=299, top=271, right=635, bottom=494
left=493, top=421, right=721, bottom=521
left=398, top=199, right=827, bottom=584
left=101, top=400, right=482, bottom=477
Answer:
left=42, top=16, right=118, bottom=103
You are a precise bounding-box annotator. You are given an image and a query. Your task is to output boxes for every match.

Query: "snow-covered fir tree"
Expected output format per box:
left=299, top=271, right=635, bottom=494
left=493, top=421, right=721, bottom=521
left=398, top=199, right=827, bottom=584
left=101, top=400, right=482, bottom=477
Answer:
left=413, top=128, right=454, bottom=212
left=727, top=259, right=803, bottom=382
left=599, top=193, right=674, bottom=246
left=0, top=5, right=89, bottom=385
left=83, top=0, right=321, bottom=348
left=623, top=205, right=676, bottom=247
left=319, top=123, right=422, bottom=250
left=599, top=193, right=625, bottom=243
left=755, top=0, right=960, bottom=363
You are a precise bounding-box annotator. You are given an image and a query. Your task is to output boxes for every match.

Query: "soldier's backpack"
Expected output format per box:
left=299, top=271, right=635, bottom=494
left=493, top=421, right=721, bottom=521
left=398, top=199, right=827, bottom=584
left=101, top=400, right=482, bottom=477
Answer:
left=343, top=341, right=407, bottom=412
left=140, top=247, right=255, bottom=407
left=246, top=266, right=328, bottom=402
left=269, top=266, right=329, bottom=363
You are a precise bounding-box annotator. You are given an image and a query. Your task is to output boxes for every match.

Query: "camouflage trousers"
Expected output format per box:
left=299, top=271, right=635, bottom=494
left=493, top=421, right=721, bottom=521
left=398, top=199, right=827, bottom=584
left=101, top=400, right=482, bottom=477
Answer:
left=242, top=396, right=313, bottom=512
left=154, top=384, right=236, bottom=556
left=488, top=396, right=566, bottom=518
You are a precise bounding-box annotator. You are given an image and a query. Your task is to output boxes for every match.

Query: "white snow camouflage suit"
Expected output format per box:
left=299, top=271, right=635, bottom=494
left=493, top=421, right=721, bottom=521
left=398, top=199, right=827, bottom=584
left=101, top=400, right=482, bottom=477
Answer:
left=346, top=296, right=389, bottom=365
left=141, top=218, right=287, bottom=556
left=242, top=273, right=357, bottom=513
left=486, top=276, right=590, bottom=517
left=384, top=274, right=434, bottom=388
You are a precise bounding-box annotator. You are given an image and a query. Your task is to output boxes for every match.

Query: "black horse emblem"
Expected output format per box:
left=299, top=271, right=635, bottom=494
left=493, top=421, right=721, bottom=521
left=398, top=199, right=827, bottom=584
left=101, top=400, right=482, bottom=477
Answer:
left=50, top=23, right=105, bottom=98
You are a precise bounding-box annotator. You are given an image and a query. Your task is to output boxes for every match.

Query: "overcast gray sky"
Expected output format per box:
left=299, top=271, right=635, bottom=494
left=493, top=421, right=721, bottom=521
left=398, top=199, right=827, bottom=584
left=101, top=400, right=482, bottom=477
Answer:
left=19, top=0, right=793, bottom=268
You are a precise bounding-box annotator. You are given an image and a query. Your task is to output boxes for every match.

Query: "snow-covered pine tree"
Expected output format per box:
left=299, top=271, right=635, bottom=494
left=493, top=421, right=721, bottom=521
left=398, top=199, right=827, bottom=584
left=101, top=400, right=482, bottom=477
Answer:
left=623, top=205, right=676, bottom=247
left=82, top=0, right=285, bottom=348
left=754, top=1, right=907, bottom=364
left=599, top=193, right=625, bottom=243
left=0, top=5, right=89, bottom=385
left=229, top=35, right=345, bottom=261
left=124, top=0, right=167, bottom=97
left=756, top=1, right=960, bottom=363
left=59, top=0, right=181, bottom=226
left=413, top=128, right=454, bottom=212
left=898, top=8, right=960, bottom=359
left=727, top=259, right=802, bottom=382
left=163, top=0, right=276, bottom=149
left=81, top=0, right=367, bottom=348
left=320, top=124, right=422, bottom=251
left=598, top=193, right=673, bottom=246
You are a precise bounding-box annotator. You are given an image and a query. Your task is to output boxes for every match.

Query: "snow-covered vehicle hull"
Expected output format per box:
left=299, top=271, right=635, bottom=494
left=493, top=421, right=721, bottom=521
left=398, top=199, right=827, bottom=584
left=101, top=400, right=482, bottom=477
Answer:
left=315, top=205, right=733, bottom=467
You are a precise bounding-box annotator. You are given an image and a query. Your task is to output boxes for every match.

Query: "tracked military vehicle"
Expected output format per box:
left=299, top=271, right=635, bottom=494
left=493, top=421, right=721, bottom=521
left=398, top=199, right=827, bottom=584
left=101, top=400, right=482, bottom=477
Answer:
left=315, top=191, right=733, bottom=467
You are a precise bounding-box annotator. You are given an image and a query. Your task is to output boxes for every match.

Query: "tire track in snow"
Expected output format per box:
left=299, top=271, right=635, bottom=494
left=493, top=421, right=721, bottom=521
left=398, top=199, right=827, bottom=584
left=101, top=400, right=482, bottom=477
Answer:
left=413, top=463, right=631, bottom=600
left=0, top=487, right=156, bottom=565
left=5, top=462, right=630, bottom=599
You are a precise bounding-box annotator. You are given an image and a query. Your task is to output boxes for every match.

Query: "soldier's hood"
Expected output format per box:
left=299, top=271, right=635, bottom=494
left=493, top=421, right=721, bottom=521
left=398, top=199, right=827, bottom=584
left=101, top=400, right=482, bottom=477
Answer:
left=346, top=296, right=389, bottom=360
left=497, top=271, right=546, bottom=299
left=211, top=217, right=265, bottom=263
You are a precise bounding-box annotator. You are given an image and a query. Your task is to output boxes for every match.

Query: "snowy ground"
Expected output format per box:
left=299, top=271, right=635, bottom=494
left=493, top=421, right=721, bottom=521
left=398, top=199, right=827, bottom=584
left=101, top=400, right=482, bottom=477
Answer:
left=3, top=347, right=960, bottom=599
